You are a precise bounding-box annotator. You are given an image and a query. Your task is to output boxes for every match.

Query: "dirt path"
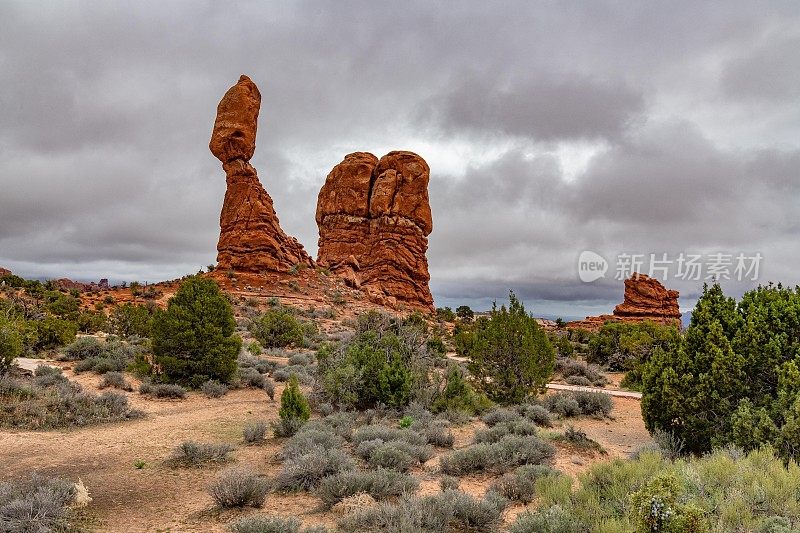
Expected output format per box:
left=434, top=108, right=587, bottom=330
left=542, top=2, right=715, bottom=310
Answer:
left=546, top=382, right=642, bottom=399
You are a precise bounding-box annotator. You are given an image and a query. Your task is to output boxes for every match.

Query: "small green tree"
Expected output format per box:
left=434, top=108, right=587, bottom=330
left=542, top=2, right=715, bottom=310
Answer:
left=456, top=305, right=474, bottom=321
left=279, top=375, right=311, bottom=422
left=151, top=276, right=241, bottom=387
left=641, top=283, right=747, bottom=453
left=0, top=318, right=23, bottom=375
left=249, top=309, right=304, bottom=348
left=466, top=291, right=555, bottom=404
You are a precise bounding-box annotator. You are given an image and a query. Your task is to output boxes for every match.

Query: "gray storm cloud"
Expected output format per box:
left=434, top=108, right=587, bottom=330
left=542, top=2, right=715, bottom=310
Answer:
left=0, top=0, right=798, bottom=316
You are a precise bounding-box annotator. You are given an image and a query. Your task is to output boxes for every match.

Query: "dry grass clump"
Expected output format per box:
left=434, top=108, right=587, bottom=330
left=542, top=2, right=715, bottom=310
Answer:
left=167, top=441, right=234, bottom=467
left=0, top=473, right=78, bottom=532
left=209, top=467, right=268, bottom=508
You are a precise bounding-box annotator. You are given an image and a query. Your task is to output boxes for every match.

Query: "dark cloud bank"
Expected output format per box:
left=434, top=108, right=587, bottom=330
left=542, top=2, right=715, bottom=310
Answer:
left=1, top=1, right=798, bottom=317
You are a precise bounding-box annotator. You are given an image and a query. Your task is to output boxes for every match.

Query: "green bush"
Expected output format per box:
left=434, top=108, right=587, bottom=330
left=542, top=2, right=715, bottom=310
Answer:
left=201, top=380, right=228, bottom=398
left=465, top=291, right=554, bottom=404
left=431, top=364, right=491, bottom=415
left=33, top=316, right=77, bottom=351
left=151, top=277, right=240, bottom=387
left=249, top=309, right=304, bottom=348
left=316, top=312, right=435, bottom=410
left=279, top=375, right=311, bottom=425
left=0, top=318, right=23, bottom=375
left=109, top=303, right=156, bottom=338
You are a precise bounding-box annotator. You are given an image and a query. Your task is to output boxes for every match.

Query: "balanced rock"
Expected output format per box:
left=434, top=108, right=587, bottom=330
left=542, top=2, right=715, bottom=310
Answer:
left=316, top=151, right=433, bottom=310
left=211, top=76, right=313, bottom=273
left=613, top=274, right=681, bottom=321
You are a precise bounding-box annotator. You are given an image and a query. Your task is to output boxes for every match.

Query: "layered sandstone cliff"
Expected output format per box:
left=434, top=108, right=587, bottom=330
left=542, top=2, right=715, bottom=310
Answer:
left=211, top=75, right=313, bottom=273
left=316, top=151, right=433, bottom=310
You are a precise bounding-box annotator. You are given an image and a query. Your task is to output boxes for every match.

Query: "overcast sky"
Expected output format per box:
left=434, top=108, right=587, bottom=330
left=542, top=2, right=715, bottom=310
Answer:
left=1, top=1, right=798, bottom=317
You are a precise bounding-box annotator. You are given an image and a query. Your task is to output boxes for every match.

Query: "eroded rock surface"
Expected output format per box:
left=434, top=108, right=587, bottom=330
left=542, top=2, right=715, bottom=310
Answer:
left=613, top=274, right=681, bottom=321
left=316, top=151, right=433, bottom=310
left=211, top=75, right=313, bottom=273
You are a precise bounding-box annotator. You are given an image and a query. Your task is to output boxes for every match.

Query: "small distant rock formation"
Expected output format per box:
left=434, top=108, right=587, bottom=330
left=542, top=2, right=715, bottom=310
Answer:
left=316, top=151, right=434, bottom=310
left=211, top=75, right=313, bottom=273
left=0, top=267, right=11, bottom=278
left=613, top=274, right=681, bottom=321
left=568, top=274, right=681, bottom=331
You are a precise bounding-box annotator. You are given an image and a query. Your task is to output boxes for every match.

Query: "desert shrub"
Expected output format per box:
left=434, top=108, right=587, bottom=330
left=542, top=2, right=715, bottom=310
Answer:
left=431, top=364, right=491, bottom=415
left=238, top=366, right=266, bottom=388
left=0, top=377, right=141, bottom=429
left=520, top=403, right=554, bottom=427
left=316, top=468, right=418, bottom=508
left=202, top=380, right=228, bottom=398
left=509, top=505, right=585, bottom=533
left=32, top=365, right=67, bottom=388
left=288, top=353, right=314, bottom=366
left=238, top=353, right=276, bottom=374
left=315, top=311, right=437, bottom=410
left=61, top=336, right=105, bottom=361
left=281, top=427, right=345, bottom=459
left=481, top=407, right=521, bottom=426
left=571, top=390, right=613, bottom=417
left=141, top=382, right=186, bottom=399
left=310, top=412, right=357, bottom=440
left=336, top=490, right=506, bottom=532
left=440, top=475, right=460, bottom=491
left=109, top=303, right=156, bottom=338
left=367, top=444, right=417, bottom=471
left=168, top=441, right=234, bottom=467
left=464, top=291, right=555, bottom=404
left=440, top=435, right=555, bottom=476
left=0, top=319, right=23, bottom=375
left=0, top=473, right=78, bottom=532
left=151, top=277, right=241, bottom=387
left=542, top=393, right=582, bottom=418
left=209, top=467, right=269, bottom=508
left=272, top=364, right=313, bottom=384
left=262, top=377, right=276, bottom=400
left=351, top=425, right=428, bottom=447
left=243, top=421, right=267, bottom=444
left=424, top=422, right=455, bottom=448
left=275, top=448, right=356, bottom=491
left=32, top=316, right=78, bottom=351
left=588, top=319, right=680, bottom=371
left=473, top=419, right=538, bottom=444
left=491, top=464, right=557, bottom=503
left=565, top=375, right=592, bottom=386
left=228, top=515, right=329, bottom=533
left=249, top=309, right=304, bottom=348
left=272, top=417, right=305, bottom=438
left=99, top=371, right=132, bottom=391
left=557, top=357, right=608, bottom=387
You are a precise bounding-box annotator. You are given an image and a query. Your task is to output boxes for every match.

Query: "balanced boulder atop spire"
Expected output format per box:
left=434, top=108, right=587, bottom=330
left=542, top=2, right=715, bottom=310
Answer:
left=211, top=75, right=313, bottom=273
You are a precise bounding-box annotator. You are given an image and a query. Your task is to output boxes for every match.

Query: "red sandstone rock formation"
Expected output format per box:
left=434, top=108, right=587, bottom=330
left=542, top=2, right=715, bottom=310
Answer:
left=568, top=274, right=681, bottom=331
left=316, top=151, right=433, bottom=310
left=0, top=267, right=11, bottom=278
left=613, top=274, right=681, bottom=321
left=211, top=75, right=313, bottom=273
